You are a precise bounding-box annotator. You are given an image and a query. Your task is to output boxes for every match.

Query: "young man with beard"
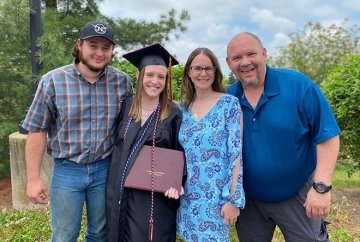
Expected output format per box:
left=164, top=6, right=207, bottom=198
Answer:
left=226, top=32, right=340, bottom=242
left=22, top=21, right=132, bottom=241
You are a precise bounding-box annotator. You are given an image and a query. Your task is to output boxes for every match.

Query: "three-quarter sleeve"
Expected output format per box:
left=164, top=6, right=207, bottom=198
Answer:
left=221, top=97, right=245, bottom=208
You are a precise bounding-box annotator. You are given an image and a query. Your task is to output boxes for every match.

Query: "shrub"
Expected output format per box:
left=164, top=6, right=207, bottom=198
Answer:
left=322, top=55, right=360, bottom=173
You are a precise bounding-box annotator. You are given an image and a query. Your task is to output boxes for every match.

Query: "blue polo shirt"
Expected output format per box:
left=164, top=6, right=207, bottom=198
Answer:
left=227, top=66, right=340, bottom=202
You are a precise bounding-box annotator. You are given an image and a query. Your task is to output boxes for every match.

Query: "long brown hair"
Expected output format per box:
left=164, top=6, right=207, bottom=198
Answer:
left=129, top=67, right=172, bottom=122
left=181, top=47, right=225, bottom=109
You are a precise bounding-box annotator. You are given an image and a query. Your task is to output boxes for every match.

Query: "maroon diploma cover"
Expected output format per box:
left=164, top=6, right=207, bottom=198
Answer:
left=124, top=145, right=185, bottom=193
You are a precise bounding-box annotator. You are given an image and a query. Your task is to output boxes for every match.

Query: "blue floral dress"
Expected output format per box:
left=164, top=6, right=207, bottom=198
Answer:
left=176, top=94, right=245, bottom=242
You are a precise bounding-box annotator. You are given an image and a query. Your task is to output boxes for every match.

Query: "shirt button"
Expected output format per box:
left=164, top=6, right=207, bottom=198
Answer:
left=253, top=118, right=256, bottom=122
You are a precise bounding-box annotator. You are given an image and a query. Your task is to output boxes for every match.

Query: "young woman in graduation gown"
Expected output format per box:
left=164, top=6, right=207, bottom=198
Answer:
left=106, top=43, right=185, bottom=242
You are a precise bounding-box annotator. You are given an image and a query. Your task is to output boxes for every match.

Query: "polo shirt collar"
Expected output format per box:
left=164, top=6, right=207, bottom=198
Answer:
left=263, top=65, right=280, bottom=98
left=236, top=65, right=280, bottom=98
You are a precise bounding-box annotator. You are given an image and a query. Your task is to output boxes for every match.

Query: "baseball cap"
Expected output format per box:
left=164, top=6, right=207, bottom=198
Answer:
left=80, top=21, right=115, bottom=45
left=122, top=43, right=179, bottom=71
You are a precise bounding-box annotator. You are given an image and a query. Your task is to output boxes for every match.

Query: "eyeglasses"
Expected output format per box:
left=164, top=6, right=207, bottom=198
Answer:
left=190, top=66, right=216, bottom=74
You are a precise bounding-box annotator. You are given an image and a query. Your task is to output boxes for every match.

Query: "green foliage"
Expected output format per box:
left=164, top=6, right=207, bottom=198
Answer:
left=267, top=18, right=360, bottom=174
left=0, top=78, right=32, bottom=123
left=322, top=55, right=360, bottom=173
left=38, top=6, right=107, bottom=74
left=0, top=0, right=33, bottom=113
left=0, top=0, right=33, bottom=177
left=0, top=122, right=17, bottom=178
left=269, top=19, right=359, bottom=84
left=0, top=0, right=190, bottom=177
left=43, top=0, right=100, bottom=16
left=0, top=0, right=33, bottom=91
left=0, top=0, right=32, bottom=77
left=171, top=64, right=184, bottom=102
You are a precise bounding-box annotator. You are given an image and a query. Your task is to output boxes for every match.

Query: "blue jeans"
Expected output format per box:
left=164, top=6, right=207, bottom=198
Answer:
left=50, top=157, right=110, bottom=242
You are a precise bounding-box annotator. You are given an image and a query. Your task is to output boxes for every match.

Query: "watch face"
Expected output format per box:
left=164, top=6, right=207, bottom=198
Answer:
left=313, top=182, right=331, bottom=194
left=316, top=183, right=326, bottom=192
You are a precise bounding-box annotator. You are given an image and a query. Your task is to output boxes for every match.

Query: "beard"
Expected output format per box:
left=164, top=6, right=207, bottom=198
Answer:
left=240, top=77, right=260, bottom=88
left=236, top=64, right=265, bottom=88
left=79, top=52, right=109, bottom=73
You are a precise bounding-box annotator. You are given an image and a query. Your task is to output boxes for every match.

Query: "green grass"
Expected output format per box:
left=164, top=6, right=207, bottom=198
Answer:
left=0, top=208, right=87, bottom=241
left=1, top=163, right=359, bottom=241
left=332, top=163, right=360, bottom=189
left=0, top=208, right=51, bottom=241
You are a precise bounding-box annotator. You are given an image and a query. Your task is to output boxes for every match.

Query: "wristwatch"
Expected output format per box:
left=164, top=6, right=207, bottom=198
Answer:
left=312, top=182, right=332, bottom=194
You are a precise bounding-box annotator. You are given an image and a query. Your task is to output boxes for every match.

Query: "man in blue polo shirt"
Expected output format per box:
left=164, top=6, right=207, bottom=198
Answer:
left=226, top=32, right=340, bottom=242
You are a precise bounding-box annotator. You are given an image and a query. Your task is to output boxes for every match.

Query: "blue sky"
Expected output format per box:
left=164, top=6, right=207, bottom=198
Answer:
left=99, top=0, right=360, bottom=74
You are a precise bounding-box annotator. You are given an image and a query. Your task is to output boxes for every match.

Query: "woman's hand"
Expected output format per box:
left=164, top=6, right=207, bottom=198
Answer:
left=221, top=201, right=240, bottom=225
left=164, top=186, right=184, bottom=199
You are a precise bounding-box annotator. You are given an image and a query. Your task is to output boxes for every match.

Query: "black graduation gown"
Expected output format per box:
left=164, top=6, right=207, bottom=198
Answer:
left=106, top=98, right=184, bottom=242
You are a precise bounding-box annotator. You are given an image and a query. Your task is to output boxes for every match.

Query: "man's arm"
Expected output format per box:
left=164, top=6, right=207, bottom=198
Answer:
left=305, top=135, right=340, bottom=219
left=25, top=132, right=49, bottom=204
left=314, top=135, right=340, bottom=184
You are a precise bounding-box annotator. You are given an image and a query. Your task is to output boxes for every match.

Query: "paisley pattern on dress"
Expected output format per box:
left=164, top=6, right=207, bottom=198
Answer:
left=177, top=94, right=245, bottom=242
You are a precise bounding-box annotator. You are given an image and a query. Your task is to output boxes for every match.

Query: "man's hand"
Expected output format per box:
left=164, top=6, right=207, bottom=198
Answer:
left=304, top=188, right=331, bottom=219
left=27, top=178, right=49, bottom=205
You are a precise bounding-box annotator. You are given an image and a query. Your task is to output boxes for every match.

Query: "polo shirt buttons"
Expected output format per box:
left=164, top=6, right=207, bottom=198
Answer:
left=253, top=118, right=256, bottom=122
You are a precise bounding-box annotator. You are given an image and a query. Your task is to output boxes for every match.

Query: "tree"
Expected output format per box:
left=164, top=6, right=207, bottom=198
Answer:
left=321, top=55, right=360, bottom=173
left=0, top=0, right=190, bottom=177
left=38, top=7, right=190, bottom=74
left=0, top=0, right=34, bottom=177
left=268, top=19, right=359, bottom=84
left=43, top=0, right=100, bottom=15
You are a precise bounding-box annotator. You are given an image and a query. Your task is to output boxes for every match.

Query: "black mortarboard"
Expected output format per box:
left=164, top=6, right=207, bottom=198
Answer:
left=122, top=43, right=179, bottom=70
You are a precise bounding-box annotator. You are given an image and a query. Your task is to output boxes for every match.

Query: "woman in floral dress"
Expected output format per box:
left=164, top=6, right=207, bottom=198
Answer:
left=177, top=47, right=245, bottom=241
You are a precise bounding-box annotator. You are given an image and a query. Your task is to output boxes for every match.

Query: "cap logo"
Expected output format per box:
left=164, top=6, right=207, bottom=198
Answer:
left=92, top=24, right=108, bottom=34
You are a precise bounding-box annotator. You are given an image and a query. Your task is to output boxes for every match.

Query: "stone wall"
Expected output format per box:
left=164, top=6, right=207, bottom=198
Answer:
left=9, top=132, right=53, bottom=209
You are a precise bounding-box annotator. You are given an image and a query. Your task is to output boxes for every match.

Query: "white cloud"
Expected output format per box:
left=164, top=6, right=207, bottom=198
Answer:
left=311, top=5, right=340, bottom=18
left=249, top=8, right=296, bottom=33
left=343, top=0, right=360, bottom=11
left=98, top=0, right=360, bottom=74
left=267, top=33, right=291, bottom=56
left=99, top=0, right=181, bottom=20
